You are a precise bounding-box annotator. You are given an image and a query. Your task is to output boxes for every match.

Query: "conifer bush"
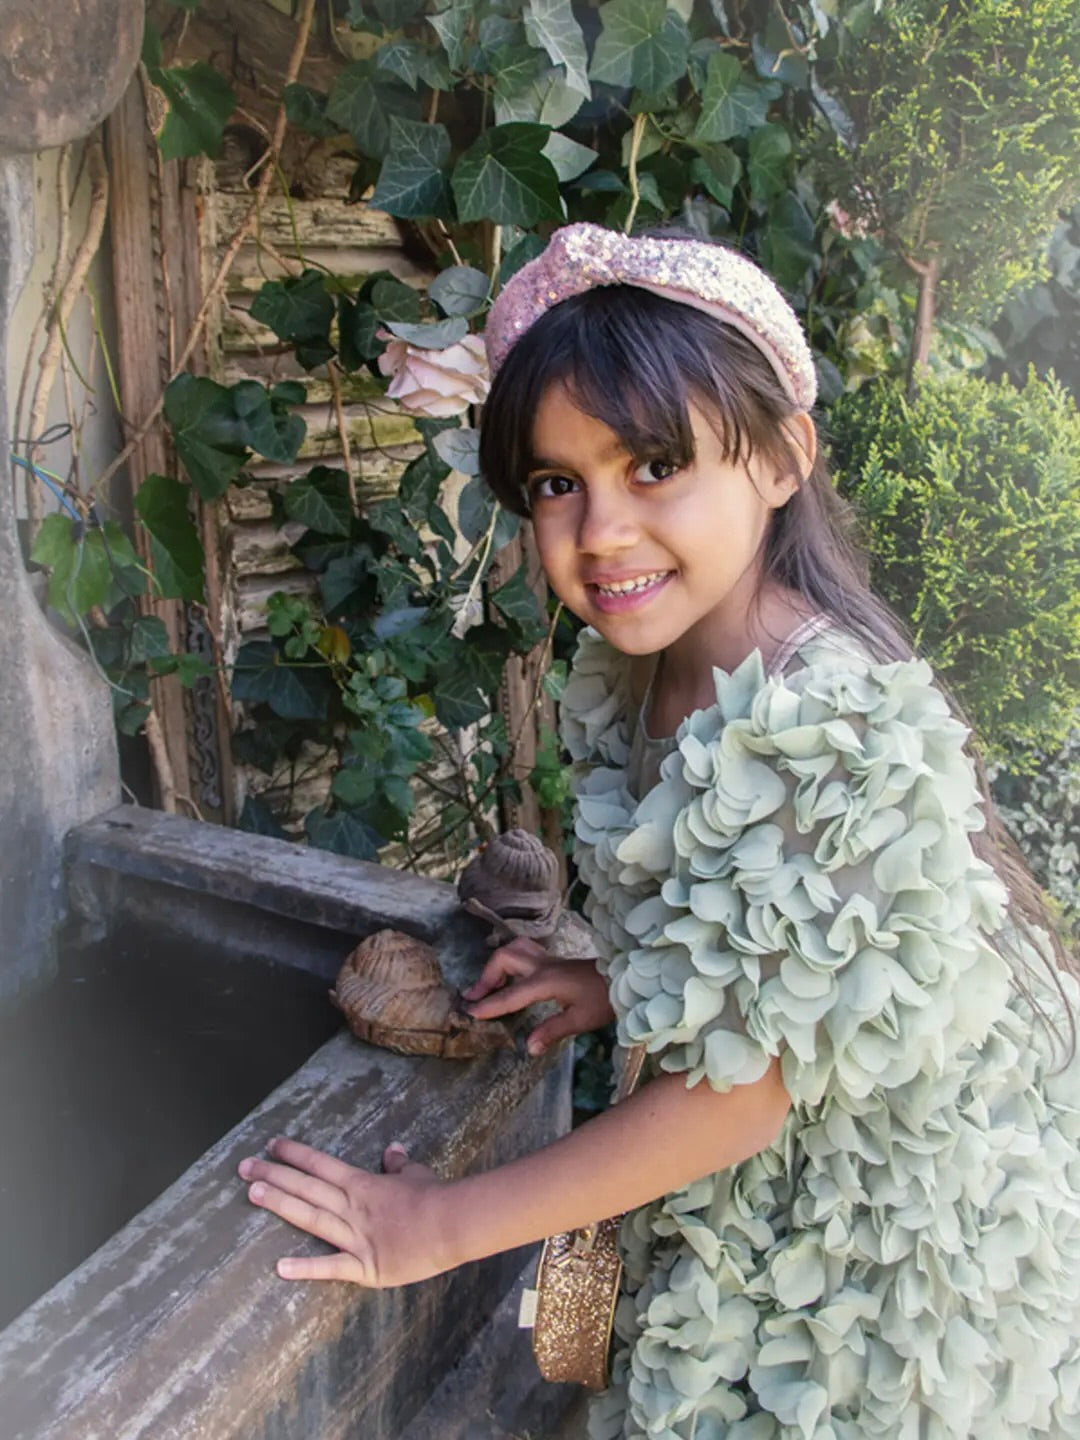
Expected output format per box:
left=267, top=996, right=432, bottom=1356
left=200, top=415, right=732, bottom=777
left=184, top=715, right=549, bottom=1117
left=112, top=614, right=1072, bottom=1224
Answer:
left=827, top=371, right=1080, bottom=759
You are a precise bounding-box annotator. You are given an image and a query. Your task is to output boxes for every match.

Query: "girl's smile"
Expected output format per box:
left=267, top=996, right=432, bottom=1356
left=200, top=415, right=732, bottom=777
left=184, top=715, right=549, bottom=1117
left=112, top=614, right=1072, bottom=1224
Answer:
left=528, top=382, right=811, bottom=675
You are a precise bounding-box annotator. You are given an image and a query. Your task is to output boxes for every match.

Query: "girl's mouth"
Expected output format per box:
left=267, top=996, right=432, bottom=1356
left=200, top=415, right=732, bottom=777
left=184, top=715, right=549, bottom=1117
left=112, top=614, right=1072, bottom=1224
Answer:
left=588, top=571, right=674, bottom=614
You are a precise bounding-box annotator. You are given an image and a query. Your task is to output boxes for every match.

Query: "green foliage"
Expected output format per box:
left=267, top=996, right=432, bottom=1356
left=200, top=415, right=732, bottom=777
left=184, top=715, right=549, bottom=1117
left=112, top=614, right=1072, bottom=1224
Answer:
left=830, top=371, right=1080, bottom=756
left=993, top=733, right=1080, bottom=934
left=810, top=0, right=1080, bottom=321
left=113, top=0, right=1077, bottom=886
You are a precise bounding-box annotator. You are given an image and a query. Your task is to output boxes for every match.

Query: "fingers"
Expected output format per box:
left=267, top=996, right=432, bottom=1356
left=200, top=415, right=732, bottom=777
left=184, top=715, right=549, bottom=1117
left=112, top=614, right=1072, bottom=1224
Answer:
left=526, top=1011, right=579, bottom=1057
left=465, top=971, right=557, bottom=1019
left=276, top=1252, right=369, bottom=1283
left=245, top=1176, right=356, bottom=1255
left=261, top=1136, right=358, bottom=1188
left=461, top=939, right=545, bottom=1002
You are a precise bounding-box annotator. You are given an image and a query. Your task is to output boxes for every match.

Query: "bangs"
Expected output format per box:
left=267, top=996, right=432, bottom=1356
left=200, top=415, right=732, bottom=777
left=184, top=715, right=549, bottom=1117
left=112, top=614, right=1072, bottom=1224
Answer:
left=479, top=287, right=777, bottom=515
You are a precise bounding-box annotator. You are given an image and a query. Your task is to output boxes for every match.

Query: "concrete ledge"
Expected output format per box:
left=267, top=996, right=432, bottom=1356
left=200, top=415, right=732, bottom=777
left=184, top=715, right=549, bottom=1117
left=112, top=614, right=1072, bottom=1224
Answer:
left=0, top=807, right=575, bottom=1438
left=0, top=1031, right=572, bottom=1439
left=65, top=805, right=460, bottom=946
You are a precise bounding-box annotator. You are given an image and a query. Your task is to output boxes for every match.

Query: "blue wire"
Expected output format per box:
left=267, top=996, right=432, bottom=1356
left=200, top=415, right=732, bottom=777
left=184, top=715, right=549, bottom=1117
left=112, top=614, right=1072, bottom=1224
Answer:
left=10, top=455, right=83, bottom=520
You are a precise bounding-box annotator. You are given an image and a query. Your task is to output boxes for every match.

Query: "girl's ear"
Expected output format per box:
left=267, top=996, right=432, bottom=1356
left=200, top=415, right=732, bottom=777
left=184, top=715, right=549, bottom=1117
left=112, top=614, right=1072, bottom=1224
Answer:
left=784, top=411, right=817, bottom=482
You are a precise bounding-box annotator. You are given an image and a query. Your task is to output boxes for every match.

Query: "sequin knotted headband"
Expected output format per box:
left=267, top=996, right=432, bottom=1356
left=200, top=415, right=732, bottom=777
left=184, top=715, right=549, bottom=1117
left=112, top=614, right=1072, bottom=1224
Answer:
left=485, top=223, right=817, bottom=410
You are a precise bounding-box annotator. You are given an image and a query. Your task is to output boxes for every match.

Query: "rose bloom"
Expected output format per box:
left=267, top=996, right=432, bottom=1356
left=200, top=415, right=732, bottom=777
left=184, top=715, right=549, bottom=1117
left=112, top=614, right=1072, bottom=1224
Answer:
left=377, top=333, right=490, bottom=418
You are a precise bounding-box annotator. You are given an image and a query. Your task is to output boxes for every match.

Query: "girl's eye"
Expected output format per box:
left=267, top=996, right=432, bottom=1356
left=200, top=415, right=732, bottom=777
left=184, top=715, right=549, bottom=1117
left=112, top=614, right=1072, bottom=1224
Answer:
left=633, top=457, right=680, bottom=485
left=529, top=473, right=580, bottom=501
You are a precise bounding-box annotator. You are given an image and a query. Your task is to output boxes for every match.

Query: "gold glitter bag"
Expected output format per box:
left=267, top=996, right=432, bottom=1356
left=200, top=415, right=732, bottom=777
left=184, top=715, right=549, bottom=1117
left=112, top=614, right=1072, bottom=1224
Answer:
left=527, top=1046, right=646, bottom=1391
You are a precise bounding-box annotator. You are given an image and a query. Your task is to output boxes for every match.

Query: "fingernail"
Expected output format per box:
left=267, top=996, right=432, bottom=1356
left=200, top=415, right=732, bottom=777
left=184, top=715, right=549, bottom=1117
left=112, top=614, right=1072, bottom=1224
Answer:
left=250, top=1183, right=265, bottom=1201
left=238, top=1159, right=253, bottom=1179
left=386, top=1142, right=407, bottom=1156
left=528, top=1039, right=544, bottom=1057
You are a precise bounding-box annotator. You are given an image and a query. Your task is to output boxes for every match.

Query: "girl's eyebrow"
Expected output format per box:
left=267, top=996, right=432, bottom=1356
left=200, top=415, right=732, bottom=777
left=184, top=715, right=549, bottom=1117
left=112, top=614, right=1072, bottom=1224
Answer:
left=529, top=438, right=630, bottom=473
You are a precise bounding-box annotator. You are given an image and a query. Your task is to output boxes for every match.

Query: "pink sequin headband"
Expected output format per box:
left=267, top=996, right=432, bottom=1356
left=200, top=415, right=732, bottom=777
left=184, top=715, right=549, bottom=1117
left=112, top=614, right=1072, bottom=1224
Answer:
left=485, top=223, right=817, bottom=410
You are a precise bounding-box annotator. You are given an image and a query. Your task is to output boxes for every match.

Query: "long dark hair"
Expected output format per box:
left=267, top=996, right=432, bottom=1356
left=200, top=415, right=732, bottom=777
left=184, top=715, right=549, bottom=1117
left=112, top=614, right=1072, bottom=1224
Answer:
left=479, top=279, right=1079, bottom=1051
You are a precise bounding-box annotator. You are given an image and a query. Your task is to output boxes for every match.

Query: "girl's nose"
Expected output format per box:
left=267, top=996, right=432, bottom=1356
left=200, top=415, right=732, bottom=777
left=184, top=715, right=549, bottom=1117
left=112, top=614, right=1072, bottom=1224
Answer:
left=577, top=490, right=638, bottom=556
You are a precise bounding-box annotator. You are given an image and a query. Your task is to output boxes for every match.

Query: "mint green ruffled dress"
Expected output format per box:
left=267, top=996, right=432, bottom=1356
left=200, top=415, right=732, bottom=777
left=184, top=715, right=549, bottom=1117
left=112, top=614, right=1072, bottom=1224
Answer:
left=559, top=619, right=1080, bottom=1440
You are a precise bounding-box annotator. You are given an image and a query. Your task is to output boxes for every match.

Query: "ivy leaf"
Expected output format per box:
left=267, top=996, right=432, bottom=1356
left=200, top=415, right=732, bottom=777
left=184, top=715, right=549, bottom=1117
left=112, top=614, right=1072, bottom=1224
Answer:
left=491, top=563, right=547, bottom=646
left=283, top=466, right=353, bottom=538
left=747, top=123, right=792, bottom=202
left=128, top=616, right=172, bottom=664
left=432, top=425, right=481, bottom=475
left=326, top=61, right=421, bottom=160
left=367, top=274, right=423, bottom=323
left=457, top=474, right=520, bottom=548
left=153, top=62, right=236, bottom=160
left=249, top=270, right=335, bottom=353
left=492, top=44, right=546, bottom=105
left=399, top=451, right=447, bottom=522
left=368, top=500, right=423, bottom=559
left=428, top=0, right=472, bottom=69
left=369, top=117, right=453, bottom=220
left=589, top=0, right=690, bottom=95
left=452, top=123, right=563, bottom=227
left=149, top=534, right=206, bottom=603
left=239, top=795, right=290, bottom=841
left=134, top=473, right=206, bottom=588
left=304, top=805, right=381, bottom=860
left=429, top=265, right=490, bottom=317
left=760, top=191, right=818, bottom=289
left=499, top=231, right=546, bottom=283
left=495, top=66, right=584, bottom=127
left=523, top=0, right=591, bottom=97
left=29, top=512, right=77, bottom=571
left=338, top=296, right=382, bottom=368
left=689, top=144, right=741, bottom=207
left=751, top=12, right=809, bottom=90
left=542, top=133, right=598, bottom=182
left=230, top=380, right=307, bottom=465
left=432, top=665, right=491, bottom=730
left=283, top=84, right=340, bottom=138
left=321, top=549, right=376, bottom=615
left=232, top=640, right=331, bottom=720
left=693, top=51, right=779, bottom=143
left=375, top=39, right=423, bottom=90
left=163, top=375, right=248, bottom=500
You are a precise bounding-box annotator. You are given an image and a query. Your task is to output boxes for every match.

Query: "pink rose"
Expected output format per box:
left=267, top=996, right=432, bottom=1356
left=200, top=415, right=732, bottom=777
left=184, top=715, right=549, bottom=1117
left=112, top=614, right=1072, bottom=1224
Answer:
left=377, top=333, right=490, bottom=418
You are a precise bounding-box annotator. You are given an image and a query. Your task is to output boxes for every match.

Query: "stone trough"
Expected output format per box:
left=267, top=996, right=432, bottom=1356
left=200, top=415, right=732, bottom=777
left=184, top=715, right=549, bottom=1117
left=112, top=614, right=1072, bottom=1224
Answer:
left=0, top=807, right=579, bottom=1439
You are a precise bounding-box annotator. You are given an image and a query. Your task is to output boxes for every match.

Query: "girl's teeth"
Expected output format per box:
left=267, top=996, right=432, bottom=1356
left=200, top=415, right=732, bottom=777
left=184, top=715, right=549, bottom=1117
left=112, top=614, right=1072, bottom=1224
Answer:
left=597, top=572, right=666, bottom=595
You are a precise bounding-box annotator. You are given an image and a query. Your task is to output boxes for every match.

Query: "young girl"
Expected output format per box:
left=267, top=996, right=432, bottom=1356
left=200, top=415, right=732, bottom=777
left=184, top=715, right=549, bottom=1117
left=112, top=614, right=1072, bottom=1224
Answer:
left=238, top=224, right=1080, bottom=1438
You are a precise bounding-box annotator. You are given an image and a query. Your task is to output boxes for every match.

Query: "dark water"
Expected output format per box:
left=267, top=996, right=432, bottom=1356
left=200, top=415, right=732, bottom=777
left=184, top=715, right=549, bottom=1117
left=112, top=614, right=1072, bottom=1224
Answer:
left=0, top=931, right=342, bottom=1330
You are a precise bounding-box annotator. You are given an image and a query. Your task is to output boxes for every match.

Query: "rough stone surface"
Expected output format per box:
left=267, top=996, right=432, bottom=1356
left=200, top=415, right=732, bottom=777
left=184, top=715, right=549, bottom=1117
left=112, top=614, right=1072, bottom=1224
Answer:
left=0, top=1, right=144, bottom=154
left=0, top=157, right=120, bottom=1008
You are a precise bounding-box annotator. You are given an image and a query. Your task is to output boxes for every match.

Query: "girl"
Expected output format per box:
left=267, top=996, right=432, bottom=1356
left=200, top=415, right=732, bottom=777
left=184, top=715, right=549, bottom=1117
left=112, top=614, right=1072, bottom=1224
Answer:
left=238, top=224, right=1080, bottom=1438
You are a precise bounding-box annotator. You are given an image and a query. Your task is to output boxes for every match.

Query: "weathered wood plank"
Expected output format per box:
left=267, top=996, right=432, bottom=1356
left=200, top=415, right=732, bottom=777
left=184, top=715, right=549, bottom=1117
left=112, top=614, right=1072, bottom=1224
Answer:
left=105, top=76, right=192, bottom=808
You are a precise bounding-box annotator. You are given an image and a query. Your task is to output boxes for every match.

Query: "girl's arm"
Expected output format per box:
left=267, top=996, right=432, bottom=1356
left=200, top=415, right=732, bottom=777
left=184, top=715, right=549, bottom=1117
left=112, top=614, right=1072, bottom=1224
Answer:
left=237, top=1058, right=790, bottom=1288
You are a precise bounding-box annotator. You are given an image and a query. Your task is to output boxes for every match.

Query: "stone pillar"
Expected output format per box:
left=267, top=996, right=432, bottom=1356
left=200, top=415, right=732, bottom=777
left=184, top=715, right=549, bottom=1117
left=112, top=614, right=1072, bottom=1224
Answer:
left=0, top=1, right=144, bottom=1004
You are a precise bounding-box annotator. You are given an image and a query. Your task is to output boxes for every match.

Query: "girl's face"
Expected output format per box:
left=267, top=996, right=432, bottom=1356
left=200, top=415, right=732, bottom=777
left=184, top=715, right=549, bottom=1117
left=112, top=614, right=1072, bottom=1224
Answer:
left=528, top=382, right=809, bottom=669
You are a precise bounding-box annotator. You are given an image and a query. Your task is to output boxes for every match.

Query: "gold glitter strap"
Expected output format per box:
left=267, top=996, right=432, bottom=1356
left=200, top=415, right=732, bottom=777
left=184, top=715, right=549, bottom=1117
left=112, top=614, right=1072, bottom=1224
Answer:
left=614, top=1042, right=646, bottom=1104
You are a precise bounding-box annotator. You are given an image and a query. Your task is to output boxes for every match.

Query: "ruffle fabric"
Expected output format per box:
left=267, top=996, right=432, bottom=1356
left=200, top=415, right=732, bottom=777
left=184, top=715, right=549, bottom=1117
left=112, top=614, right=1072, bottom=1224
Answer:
left=560, top=626, right=1080, bottom=1440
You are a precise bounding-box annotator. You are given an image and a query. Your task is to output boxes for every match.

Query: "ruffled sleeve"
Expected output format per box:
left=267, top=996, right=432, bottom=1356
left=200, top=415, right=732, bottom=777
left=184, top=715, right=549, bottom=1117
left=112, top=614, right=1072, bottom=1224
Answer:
left=593, top=644, right=1013, bottom=1108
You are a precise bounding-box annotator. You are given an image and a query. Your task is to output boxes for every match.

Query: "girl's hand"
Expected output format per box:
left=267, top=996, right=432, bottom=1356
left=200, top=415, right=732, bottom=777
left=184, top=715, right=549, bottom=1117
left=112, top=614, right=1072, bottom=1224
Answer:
left=461, top=936, right=614, bottom=1055
left=238, top=1138, right=452, bottom=1287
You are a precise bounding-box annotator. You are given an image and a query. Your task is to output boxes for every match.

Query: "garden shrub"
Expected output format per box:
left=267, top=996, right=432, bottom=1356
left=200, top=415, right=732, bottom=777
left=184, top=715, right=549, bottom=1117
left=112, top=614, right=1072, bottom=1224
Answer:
left=827, top=370, right=1080, bottom=759
left=992, top=732, right=1080, bottom=931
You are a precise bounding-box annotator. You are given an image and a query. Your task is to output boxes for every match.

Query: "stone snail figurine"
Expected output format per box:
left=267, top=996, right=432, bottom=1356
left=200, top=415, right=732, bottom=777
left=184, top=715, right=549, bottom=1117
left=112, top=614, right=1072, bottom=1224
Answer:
left=330, top=929, right=514, bottom=1059
left=456, top=829, right=563, bottom=944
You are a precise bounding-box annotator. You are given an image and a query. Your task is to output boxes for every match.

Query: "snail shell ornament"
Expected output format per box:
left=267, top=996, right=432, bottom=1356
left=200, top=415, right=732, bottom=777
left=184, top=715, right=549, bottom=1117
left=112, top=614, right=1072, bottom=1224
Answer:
left=457, top=829, right=563, bottom=942
left=330, top=929, right=513, bottom=1059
